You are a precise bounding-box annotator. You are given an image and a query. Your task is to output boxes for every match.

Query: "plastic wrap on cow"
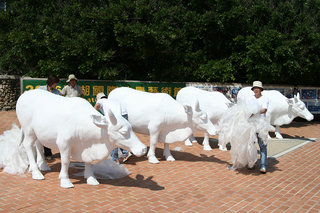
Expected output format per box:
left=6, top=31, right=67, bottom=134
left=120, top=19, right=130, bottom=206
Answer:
left=0, top=123, right=28, bottom=175
left=70, top=160, right=130, bottom=179
left=218, top=102, right=275, bottom=170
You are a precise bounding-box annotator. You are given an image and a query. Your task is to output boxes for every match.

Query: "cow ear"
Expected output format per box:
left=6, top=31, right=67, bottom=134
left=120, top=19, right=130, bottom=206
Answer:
left=91, top=115, right=108, bottom=128
left=194, top=99, right=200, bottom=112
left=183, top=104, right=192, bottom=115
left=106, top=109, right=117, bottom=125
left=287, top=98, right=294, bottom=106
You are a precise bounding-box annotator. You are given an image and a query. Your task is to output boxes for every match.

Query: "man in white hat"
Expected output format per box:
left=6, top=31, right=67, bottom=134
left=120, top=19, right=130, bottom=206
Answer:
left=94, top=92, right=131, bottom=163
left=61, top=74, right=84, bottom=98
left=249, top=81, right=269, bottom=173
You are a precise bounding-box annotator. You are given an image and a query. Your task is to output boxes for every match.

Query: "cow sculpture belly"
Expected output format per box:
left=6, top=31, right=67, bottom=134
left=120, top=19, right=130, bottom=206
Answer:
left=108, top=87, right=217, bottom=164
left=16, top=89, right=147, bottom=188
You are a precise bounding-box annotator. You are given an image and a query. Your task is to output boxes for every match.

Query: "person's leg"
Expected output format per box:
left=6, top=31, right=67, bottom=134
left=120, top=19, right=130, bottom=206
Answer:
left=257, top=136, right=267, bottom=173
left=111, top=148, right=119, bottom=162
left=120, top=148, right=128, bottom=156
left=44, top=146, right=53, bottom=160
left=120, top=148, right=131, bottom=163
left=120, top=114, right=131, bottom=163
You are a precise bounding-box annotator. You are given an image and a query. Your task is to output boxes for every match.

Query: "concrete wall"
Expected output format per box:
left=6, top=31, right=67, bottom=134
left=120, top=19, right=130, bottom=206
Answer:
left=0, top=75, right=20, bottom=111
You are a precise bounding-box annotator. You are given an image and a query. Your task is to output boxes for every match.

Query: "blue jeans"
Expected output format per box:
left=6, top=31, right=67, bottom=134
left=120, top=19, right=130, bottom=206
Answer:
left=257, top=136, right=267, bottom=168
left=111, top=113, right=129, bottom=162
left=111, top=148, right=128, bottom=161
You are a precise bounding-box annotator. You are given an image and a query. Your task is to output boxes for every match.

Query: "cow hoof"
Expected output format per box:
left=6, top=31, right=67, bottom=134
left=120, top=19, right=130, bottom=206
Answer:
left=165, top=155, right=175, bottom=162
left=275, top=133, right=283, bottom=139
left=60, top=179, right=74, bottom=188
left=219, top=145, right=227, bottom=151
left=192, top=140, right=198, bottom=143
left=87, top=176, right=99, bottom=186
left=185, top=140, right=193, bottom=146
left=32, top=171, right=44, bottom=180
left=148, top=156, right=160, bottom=164
left=203, top=145, right=212, bottom=151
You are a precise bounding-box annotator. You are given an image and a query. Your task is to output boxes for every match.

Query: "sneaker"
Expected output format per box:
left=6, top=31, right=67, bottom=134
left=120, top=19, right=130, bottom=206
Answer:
left=122, top=152, right=132, bottom=163
left=260, top=167, right=266, bottom=174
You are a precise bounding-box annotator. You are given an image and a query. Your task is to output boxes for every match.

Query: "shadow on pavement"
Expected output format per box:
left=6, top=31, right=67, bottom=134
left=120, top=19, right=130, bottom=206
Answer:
left=45, top=162, right=165, bottom=191
left=125, top=146, right=228, bottom=166
left=229, top=157, right=281, bottom=176
left=280, top=121, right=319, bottom=129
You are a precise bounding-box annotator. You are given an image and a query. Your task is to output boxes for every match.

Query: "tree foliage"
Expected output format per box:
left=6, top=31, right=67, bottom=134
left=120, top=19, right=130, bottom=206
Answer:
left=0, top=0, right=319, bottom=85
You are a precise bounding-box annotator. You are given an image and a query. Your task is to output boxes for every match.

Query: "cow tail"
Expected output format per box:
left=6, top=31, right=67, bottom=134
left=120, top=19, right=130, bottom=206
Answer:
left=0, top=123, right=29, bottom=175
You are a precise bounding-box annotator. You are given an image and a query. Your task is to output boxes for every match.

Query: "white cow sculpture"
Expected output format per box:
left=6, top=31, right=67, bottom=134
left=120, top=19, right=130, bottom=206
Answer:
left=237, top=87, right=314, bottom=139
left=176, top=87, right=233, bottom=151
left=16, top=89, right=147, bottom=188
left=108, top=87, right=217, bottom=164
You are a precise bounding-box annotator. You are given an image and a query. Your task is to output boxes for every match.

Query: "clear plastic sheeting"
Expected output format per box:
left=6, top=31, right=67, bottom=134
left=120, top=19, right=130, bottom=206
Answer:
left=0, top=124, right=28, bottom=175
left=218, top=102, right=275, bottom=170
left=70, top=159, right=130, bottom=180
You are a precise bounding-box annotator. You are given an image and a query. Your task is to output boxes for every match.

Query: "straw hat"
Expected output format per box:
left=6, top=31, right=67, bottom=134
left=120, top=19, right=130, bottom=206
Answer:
left=66, top=74, right=78, bottom=82
left=96, top=93, right=107, bottom=101
left=251, top=81, right=263, bottom=91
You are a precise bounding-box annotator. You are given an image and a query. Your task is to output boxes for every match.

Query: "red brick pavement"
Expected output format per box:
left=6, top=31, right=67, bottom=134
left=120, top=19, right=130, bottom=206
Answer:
left=0, top=111, right=320, bottom=213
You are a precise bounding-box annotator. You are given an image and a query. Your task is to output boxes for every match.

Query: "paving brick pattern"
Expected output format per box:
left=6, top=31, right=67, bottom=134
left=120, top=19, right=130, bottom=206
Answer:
left=0, top=111, right=319, bottom=212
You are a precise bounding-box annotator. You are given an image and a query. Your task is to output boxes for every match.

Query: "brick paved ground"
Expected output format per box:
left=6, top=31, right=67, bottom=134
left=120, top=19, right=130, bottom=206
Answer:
left=0, top=111, right=319, bottom=213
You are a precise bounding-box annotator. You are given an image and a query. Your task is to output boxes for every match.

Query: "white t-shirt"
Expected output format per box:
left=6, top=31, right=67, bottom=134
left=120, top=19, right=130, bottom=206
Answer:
left=61, top=84, right=84, bottom=97
left=97, top=99, right=127, bottom=116
left=249, top=94, right=269, bottom=117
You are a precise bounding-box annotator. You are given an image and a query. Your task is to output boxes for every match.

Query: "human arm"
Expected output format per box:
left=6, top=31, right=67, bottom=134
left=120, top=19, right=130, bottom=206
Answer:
left=78, top=85, right=84, bottom=98
left=60, top=86, right=67, bottom=96
left=94, top=103, right=100, bottom=111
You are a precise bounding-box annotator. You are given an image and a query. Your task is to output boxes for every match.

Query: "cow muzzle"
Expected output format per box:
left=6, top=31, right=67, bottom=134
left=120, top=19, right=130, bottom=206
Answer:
left=132, top=146, right=147, bottom=157
left=306, top=114, right=314, bottom=121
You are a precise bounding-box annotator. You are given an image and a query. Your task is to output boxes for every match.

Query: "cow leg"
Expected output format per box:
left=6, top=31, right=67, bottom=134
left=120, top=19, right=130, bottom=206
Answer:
left=35, top=140, right=51, bottom=171
left=218, top=140, right=227, bottom=151
left=203, top=133, right=212, bottom=151
left=185, top=134, right=197, bottom=146
left=84, top=163, right=99, bottom=186
left=275, top=126, right=283, bottom=139
left=163, top=143, right=175, bottom=162
left=190, top=134, right=197, bottom=143
left=23, top=130, right=44, bottom=180
left=184, top=138, right=193, bottom=146
left=147, top=132, right=160, bottom=164
left=57, top=139, right=74, bottom=188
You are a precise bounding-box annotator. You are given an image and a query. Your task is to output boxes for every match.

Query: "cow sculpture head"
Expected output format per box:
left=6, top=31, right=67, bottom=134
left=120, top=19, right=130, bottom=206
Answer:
left=91, top=109, right=147, bottom=157
left=288, top=93, right=314, bottom=121
left=184, top=100, right=217, bottom=136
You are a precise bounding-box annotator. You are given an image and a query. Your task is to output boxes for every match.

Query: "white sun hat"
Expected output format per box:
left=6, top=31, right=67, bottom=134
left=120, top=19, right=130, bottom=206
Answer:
left=66, top=74, right=78, bottom=82
left=251, top=81, right=263, bottom=91
left=96, top=92, right=107, bottom=101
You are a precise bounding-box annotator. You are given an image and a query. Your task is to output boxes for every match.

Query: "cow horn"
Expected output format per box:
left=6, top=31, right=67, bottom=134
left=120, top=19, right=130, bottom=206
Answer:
left=194, top=99, right=200, bottom=112
left=106, top=109, right=117, bottom=125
